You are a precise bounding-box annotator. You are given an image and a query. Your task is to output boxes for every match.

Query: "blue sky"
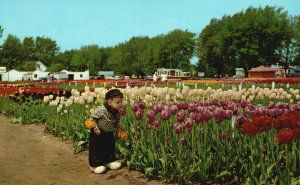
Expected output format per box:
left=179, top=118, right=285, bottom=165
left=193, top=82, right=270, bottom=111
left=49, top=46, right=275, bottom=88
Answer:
left=0, top=0, right=300, bottom=52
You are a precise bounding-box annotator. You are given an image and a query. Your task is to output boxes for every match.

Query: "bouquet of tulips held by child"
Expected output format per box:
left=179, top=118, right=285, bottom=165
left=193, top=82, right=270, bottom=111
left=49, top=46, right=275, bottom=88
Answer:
left=84, top=119, right=128, bottom=140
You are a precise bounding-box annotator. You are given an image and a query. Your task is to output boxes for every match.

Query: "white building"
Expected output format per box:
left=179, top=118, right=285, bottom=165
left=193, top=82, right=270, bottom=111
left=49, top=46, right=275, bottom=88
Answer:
left=0, top=61, right=48, bottom=81
left=0, top=67, right=6, bottom=81
left=2, top=69, right=30, bottom=81
left=0, top=69, right=49, bottom=81
left=32, top=69, right=49, bottom=81
left=60, top=70, right=89, bottom=80
left=0, top=68, right=89, bottom=82
left=35, top=61, right=47, bottom=71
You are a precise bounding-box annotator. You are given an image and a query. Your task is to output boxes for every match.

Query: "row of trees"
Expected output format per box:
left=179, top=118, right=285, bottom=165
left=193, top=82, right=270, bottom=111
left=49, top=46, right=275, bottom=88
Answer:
left=0, top=6, right=300, bottom=77
left=0, top=35, right=59, bottom=71
left=197, top=6, right=300, bottom=76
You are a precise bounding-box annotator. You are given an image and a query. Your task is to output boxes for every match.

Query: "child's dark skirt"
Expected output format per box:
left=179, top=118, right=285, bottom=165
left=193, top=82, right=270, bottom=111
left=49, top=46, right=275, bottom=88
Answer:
left=89, top=128, right=116, bottom=167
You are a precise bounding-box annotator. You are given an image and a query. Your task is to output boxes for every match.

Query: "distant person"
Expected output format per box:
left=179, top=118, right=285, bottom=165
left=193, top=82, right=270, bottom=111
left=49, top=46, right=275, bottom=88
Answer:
left=161, top=72, right=168, bottom=82
left=47, top=73, right=52, bottom=82
left=88, top=89, right=124, bottom=174
left=153, top=72, right=157, bottom=82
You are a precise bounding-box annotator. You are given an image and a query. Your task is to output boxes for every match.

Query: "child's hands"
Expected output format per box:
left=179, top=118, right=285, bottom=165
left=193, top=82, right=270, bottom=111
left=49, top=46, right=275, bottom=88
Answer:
left=94, top=126, right=101, bottom=135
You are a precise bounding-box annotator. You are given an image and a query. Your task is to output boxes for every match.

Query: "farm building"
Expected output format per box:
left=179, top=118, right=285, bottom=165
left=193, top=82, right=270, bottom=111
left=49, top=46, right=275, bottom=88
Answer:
left=0, top=69, right=89, bottom=81
left=248, top=66, right=277, bottom=78
left=60, top=70, right=89, bottom=80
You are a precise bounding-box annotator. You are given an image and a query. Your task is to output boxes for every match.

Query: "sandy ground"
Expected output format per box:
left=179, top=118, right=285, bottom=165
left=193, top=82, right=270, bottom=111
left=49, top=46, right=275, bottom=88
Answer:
left=0, top=115, right=166, bottom=185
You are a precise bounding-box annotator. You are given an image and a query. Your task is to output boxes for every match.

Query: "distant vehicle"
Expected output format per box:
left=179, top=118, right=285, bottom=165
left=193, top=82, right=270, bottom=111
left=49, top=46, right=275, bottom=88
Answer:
left=105, top=76, right=115, bottom=80
left=286, top=67, right=300, bottom=77
left=144, top=76, right=153, bottom=80
left=287, top=72, right=300, bottom=77
left=232, top=74, right=245, bottom=78
left=156, top=68, right=190, bottom=79
left=234, top=68, right=245, bottom=78
left=90, top=75, right=104, bottom=80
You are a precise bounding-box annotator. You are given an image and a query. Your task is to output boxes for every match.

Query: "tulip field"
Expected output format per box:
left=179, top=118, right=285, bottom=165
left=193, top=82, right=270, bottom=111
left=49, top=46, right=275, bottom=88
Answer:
left=1, top=80, right=300, bottom=184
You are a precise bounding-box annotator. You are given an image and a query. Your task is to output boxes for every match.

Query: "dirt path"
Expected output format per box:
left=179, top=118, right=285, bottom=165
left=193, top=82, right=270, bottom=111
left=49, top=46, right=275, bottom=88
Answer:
left=0, top=115, right=165, bottom=185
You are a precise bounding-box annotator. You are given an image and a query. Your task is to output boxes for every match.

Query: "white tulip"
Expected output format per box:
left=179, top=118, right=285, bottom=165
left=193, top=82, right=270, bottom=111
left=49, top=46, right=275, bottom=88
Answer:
left=43, top=96, right=50, bottom=103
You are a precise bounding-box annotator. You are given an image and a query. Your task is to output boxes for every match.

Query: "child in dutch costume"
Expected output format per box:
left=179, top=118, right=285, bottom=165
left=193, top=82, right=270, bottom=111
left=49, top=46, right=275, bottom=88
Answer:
left=88, top=89, right=123, bottom=174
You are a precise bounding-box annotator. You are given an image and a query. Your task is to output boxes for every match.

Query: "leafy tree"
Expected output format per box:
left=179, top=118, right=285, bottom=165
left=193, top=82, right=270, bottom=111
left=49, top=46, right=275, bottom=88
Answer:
left=0, top=25, right=3, bottom=66
left=47, top=63, right=65, bottom=72
left=23, top=37, right=37, bottom=61
left=107, top=36, right=160, bottom=77
left=126, top=36, right=150, bottom=78
left=276, top=39, right=299, bottom=68
left=289, top=16, right=300, bottom=65
left=107, top=43, right=132, bottom=76
left=0, top=34, right=24, bottom=70
left=146, top=35, right=166, bottom=74
left=35, top=36, right=59, bottom=66
left=70, top=45, right=105, bottom=75
left=107, top=31, right=196, bottom=77
left=55, top=49, right=76, bottom=70
left=0, top=25, right=3, bottom=38
left=16, top=61, right=37, bottom=71
left=197, top=6, right=293, bottom=77
left=159, top=29, right=196, bottom=71
left=100, top=47, right=113, bottom=71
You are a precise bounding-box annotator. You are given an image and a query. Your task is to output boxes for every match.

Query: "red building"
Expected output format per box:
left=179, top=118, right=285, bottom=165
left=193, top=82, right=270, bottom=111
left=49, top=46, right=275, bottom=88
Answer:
left=248, top=66, right=277, bottom=78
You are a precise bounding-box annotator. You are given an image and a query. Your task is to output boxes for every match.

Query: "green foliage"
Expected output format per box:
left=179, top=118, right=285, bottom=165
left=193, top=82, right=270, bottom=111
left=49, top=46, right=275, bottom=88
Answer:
left=0, top=34, right=24, bottom=70
left=70, top=45, right=106, bottom=74
left=16, top=61, right=37, bottom=71
left=1, top=6, right=299, bottom=79
left=107, top=37, right=151, bottom=77
left=0, top=25, right=3, bottom=38
left=35, top=36, right=60, bottom=66
left=159, top=29, right=196, bottom=71
left=1, top=86, right=300, bottom=184
left=197, top=6, right=294, bottom=77
left=55, top=49, right=76, bottom=71
left=291, top=16, right=300, bottom=66
left=0, top=35, right=59, bottom=70
left=22, top=37, right=37, bottom=61
left=47, top=63, right=65, bottom=72
left=107, top=30, right=196, bottom=77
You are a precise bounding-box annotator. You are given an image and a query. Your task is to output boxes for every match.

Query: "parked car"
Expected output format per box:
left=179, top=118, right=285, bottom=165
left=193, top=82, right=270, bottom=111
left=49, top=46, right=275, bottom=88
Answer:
left=232, top=74, right=245, bottom=78
left=90, top=75, right=104, bottom=80
left=144, top=76, right=153, bottom=80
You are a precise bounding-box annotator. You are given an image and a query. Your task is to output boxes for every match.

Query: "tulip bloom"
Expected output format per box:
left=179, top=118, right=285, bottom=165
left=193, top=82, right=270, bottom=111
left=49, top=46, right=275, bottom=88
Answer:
left=262, top=148, right=267, bottom=154
left=242, top=121, right=258, bottom=136
left=119, top=107, right=126, bottom=116
left=133, top=135, right=139, bottom=142
left=177, top=111, right=185, bottom=122
left=135, top=110, right=143, bottom=120
left=153, top=119, right=160, bottom=127
left=252, top=115, right=272, bottom=132
left=274, top=130, right=294, bottom=144
left=220, top=131, right=228, bottom=139
left=160, top=110, right=170, bottom=120
left=293, top=128, right=300, bottom=139
left=175, top=125, right=183, bottom=134
left=170, top=104, right=178, bottom=115
left=165, top=135, right=170, bottom=142
left=132, top=103, right=139, bottom=112
left=146, top=110, right=155, bottom=120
